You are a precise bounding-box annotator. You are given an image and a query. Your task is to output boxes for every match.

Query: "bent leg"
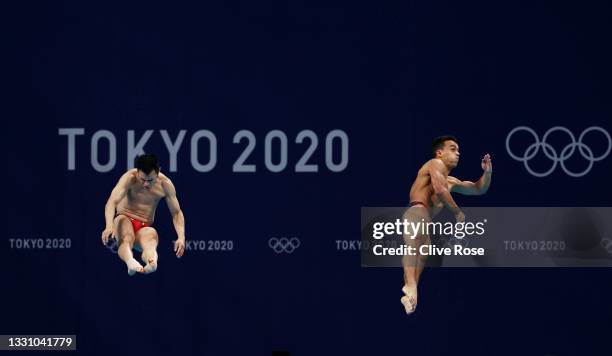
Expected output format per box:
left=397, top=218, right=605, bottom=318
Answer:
left=114, top=215, right=144, bottom=275
left=136, top=227, right=159, bottom=274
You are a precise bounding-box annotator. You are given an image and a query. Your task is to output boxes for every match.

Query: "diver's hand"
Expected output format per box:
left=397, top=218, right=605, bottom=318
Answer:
left=174, top=237, right=185, bottom=258
left=101, top=227, right=115, bottom=245
left=454, top=210, right=466, bottom=223
left=481, top=153, right=492, bottom=173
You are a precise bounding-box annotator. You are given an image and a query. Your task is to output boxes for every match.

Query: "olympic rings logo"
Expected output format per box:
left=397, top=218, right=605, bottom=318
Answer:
left=601, top=238, right=612, bottom=255
left=105, top=239, right=119, bottom=254
left=443, top=236, right=469, bottom=249
left=268, top=237, right=301, bottom=254
left=506, top=126, right=611, bottom=177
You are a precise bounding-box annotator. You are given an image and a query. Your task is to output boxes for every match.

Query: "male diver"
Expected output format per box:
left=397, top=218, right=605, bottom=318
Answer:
left=101, top=153, right=186, bottom=275
left=402, top=136, right=492, bottom=313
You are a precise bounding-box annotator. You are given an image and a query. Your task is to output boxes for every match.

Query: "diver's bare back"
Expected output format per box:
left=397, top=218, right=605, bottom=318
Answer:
left=116, top=169, right=168, bottom=224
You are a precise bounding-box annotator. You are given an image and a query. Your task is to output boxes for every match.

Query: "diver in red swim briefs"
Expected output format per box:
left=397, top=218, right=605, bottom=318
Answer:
left=101, top=154, right=186, bottom=275
left=401, top=136, right=492, bottom=314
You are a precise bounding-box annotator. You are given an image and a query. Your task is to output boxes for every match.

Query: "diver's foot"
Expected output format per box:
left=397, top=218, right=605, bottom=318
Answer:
left=127, top=258, right=144, bottom=276
left=143, top=259, right=158, bottom=274
left=401, top=285, right=418, bottom=315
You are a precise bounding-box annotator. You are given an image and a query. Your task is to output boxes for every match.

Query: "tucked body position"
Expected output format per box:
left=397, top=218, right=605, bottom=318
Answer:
left=101, top=154, right=186, bottom=275
left=401, top=136, right=492, bottom=314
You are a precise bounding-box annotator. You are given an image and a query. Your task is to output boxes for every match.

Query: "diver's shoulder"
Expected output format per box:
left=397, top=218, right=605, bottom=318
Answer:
left=121, top=169, right=138, bottom=182
left=428, top=158, right=444, bottom=165
left=158, top=172, right=171, bottom=182
left=159, top=173, right=175, bottom=191
left=422, top=158, right=441, bottom=168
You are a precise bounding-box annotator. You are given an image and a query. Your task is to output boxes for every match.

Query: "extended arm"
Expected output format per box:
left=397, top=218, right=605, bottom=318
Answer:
left=450, top=154, right=493, bottom=195
left=101, top=173, right=131, bottom=244
left=164, top=179, right=186, bottom=257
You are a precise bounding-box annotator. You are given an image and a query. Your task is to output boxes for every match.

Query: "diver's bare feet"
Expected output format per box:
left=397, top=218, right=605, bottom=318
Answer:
left=143, top=258, right=158, bottom=274
left=401, top=285, right=418, bottom=314
left=126, top=258, right=144, bottom=276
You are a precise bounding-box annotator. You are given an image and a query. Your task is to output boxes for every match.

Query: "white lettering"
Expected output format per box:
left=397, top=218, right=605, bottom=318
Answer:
left=91, top=130, right=117, bottom=172
left=160, top=130, right=187, bottom=172
left=127, top=130, right=154, bottom=168
left=58, top=128, right=85, bottom=170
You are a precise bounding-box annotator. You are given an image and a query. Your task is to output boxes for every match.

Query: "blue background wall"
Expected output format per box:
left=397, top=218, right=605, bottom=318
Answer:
left=3, top=1, right=612, bottom=355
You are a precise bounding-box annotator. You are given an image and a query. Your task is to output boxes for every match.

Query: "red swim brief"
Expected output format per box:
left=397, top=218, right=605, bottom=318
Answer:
left=116, top=214, right=150, bottom=233
left=127, top=216, right=148, bottom=233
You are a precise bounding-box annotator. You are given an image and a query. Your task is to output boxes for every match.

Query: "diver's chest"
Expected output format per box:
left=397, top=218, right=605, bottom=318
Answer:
left=128, top=187, right=164, bottom=203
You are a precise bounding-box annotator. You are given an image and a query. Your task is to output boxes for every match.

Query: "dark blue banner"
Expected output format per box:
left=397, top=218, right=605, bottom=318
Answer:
left=3, top=1, right=612, bottom=355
